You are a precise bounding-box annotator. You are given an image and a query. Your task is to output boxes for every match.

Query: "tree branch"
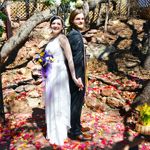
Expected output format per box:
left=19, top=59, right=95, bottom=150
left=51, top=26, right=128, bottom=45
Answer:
left=0, top=8, right=52, bottom=65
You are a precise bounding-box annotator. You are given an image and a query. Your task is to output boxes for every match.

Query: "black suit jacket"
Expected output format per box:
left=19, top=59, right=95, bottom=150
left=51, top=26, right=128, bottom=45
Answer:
left=67, top=28, right=85, bottom=81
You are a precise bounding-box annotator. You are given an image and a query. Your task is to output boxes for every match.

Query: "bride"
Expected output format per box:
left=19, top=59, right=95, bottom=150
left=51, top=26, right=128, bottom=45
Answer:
left=43, top=15, right=83, bottom=146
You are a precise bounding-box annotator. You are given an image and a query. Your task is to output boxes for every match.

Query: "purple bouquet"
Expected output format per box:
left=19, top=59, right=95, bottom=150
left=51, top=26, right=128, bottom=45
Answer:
left=35, top=50, right=54, bottom=77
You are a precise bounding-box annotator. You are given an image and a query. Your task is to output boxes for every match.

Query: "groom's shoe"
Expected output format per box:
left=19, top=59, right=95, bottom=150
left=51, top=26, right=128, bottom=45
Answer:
left=68, top=133, right=92, bottom=141
left=81, top=126, right=90, bottom=132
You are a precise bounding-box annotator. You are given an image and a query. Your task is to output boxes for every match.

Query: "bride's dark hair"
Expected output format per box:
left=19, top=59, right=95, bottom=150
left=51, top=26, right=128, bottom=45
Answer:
left=50, top=15, right=64, bottom=27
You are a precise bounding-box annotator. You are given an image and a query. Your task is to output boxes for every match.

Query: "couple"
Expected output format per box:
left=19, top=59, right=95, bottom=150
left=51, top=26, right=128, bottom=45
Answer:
left=44, top=9, right=92, bottom=146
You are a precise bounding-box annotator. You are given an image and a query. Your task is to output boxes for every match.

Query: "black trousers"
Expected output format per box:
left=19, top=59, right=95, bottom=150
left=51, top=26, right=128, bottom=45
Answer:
left=69, top=74, right=85, bottom=136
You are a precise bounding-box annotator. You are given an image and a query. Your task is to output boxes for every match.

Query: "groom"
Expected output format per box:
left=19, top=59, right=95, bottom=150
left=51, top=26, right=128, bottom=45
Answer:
left=67, top=9, right=92, bottom=141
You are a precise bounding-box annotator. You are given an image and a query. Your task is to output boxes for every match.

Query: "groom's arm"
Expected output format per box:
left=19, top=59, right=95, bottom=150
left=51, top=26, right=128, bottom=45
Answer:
left=67, top=31, right=84, bottom=78
left=67, top=31, right=84, bottom=65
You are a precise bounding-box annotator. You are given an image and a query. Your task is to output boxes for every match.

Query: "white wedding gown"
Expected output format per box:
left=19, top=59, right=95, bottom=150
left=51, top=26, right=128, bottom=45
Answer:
left=44, top=37, right=71, bottom=145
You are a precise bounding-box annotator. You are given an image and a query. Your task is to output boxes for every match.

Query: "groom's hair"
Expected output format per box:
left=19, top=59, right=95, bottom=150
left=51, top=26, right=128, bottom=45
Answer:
left=69, top=9, right=85, bottom=28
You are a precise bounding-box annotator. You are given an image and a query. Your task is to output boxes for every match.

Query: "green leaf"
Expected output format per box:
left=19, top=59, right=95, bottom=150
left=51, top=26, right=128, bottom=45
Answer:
left=0, top=26, right=4, bottom=37
left=138, top=103, right=150, bottom=126
left=44, top=0, right=55, bottom=6
left=0, top=12, right=7, bottom=21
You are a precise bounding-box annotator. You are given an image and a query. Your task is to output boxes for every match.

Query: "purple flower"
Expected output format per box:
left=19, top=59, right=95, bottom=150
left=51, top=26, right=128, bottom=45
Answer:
left=35, top=50, right=54, bottom=77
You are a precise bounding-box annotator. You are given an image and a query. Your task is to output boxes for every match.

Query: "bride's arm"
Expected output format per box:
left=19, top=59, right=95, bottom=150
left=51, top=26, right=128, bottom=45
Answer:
left=59, top=34, right=83, bottom=89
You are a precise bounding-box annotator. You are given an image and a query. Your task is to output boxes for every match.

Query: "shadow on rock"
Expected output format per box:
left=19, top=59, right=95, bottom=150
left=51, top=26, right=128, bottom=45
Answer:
left=27, top=107, right=46, bottom=137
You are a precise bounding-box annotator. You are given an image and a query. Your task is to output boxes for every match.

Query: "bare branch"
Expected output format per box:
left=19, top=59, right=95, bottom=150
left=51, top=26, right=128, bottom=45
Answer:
left=0, top=8, right=52, bottom=64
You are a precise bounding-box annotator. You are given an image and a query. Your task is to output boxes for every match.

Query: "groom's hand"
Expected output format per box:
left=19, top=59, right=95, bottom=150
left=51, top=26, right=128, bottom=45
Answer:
left=78, top=78, right=84, bottom=91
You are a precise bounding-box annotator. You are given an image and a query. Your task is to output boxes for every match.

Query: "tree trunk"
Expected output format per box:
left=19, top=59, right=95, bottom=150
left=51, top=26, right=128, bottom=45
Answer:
left=118, top=0, right=122, bottom=16
left=144, top=20, right=150, bottom=70
left=0, top=8, right=52, bottom=65
left=4, top=1, right=13, bottom=39
left=132, top=81, right=150, bottom=108
left=104, top=0, right=110, bottom=32
left=25, top=0, right=30, bottom=19
left=0, top=64, right=5, bottom=124
left=127, top=0, right=131, bottom=18
left=144, top=55, right=150, bottom=70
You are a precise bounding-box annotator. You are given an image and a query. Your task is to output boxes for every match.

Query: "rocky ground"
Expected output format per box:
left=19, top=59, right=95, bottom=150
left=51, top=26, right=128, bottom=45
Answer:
left=0, top=18, right=150, bottom=149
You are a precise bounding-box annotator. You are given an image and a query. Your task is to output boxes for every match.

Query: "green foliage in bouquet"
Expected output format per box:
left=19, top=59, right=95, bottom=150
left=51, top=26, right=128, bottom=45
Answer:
left=137, top=103, right=150, bottom=126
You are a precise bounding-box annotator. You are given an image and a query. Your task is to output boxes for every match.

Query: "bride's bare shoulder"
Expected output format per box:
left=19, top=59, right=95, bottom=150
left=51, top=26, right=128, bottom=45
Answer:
left=59, top=34, right=68, bottom=42
left=59, top=34, right=67, bottom=40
